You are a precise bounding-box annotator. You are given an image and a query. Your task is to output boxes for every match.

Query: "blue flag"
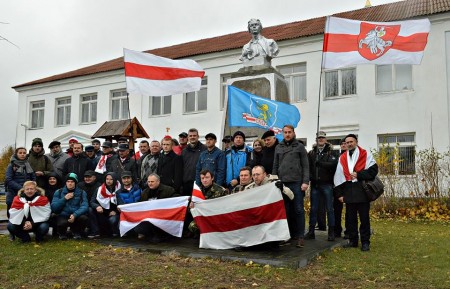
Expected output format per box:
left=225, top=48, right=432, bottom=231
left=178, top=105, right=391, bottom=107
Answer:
left=227, top=85, right=300, bottom=133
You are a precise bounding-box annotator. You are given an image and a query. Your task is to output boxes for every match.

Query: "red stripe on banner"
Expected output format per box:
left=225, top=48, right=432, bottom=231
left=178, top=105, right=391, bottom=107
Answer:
left=120, top=207, right=187, bottom=222
left=323, top=33, right=429, bottom=53
left=125, top=62, right=205, bottom=80
left=194, top=199, right=286, bottom=233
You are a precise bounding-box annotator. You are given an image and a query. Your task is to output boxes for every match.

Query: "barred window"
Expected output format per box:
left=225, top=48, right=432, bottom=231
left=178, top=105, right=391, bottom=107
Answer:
left=378, top=133, right=415, bottom=175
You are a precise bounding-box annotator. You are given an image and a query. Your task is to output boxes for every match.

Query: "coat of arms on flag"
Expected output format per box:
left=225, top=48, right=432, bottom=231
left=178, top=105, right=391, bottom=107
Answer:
left=357, top=23, right=400, bottom=60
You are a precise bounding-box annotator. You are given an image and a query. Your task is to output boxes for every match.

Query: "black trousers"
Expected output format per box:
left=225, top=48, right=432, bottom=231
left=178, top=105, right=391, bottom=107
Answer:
left=56, top=215, right=89, bottom=236
left=346, top=202, right=371, bottom=245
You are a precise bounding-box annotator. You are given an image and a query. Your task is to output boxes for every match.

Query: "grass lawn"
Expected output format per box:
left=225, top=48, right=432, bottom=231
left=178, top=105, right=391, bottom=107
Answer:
left=0, top=220, right=448, bottom=289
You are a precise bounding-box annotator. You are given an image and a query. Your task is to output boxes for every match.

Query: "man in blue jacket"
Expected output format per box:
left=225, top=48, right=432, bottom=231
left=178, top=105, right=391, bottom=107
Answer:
left=225, top=131, right=253, bottom=190
left=195, top=133, right=226, bottom=187
left=51, top=173, right=89, bottom=240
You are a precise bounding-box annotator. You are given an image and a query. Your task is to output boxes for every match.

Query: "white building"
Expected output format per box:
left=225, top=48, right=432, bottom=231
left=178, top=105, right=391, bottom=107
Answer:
left=13, top=0, right=450, bottom=176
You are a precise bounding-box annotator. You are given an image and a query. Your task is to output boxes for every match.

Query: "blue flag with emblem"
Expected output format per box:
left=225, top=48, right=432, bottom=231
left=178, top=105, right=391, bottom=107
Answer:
left=227, top=85, right=300, bottom=134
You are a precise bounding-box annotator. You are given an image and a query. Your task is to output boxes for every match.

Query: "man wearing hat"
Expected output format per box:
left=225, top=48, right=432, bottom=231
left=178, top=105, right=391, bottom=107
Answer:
left=85, top=145, right=99, bottom=168
left=108, top=143, right=137, bottom=183
left=91, top=139, right=102, bottom=157
left=63, top=143, right=94, bottom=179
left=47, top=140, right=69, bottom=178
left=78, top=170, right=101, bottom=202
left=173, top=132, right=188, bottom=155
left=51, top=173, right=89, bottom=240
left=260, top=130, right=279, bottom=174
left=221, top=135, right=232, bottom=151
left=195, top=133, right=226, bottom=187
left=116, top=171, right=142, bottom=205
left=94, top=141, right=116, bottom=182
left=28, top=138, right=54, bottom=188
left=66, top=138, right=79, bottom=157
left=306, top=131, right=338, bottom=241
left=225, top=131, right=253, bottom=189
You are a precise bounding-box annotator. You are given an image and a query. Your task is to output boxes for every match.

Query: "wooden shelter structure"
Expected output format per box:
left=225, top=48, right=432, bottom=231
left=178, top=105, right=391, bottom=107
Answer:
left=91, top=117, right=149, bottom=149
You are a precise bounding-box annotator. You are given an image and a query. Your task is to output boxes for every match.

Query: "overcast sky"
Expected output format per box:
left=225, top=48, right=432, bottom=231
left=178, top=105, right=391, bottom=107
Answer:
left=0, top=0, right=399, bottom=149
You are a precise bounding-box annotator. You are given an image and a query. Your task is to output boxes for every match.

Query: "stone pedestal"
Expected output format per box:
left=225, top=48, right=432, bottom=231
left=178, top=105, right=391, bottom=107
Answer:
left=223, top=66, right=290, bottom=142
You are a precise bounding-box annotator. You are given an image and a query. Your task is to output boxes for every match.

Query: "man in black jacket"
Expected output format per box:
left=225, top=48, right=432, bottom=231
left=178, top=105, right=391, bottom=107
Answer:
left=305, top=131, right=338, bottom=241
left=181, top=128, right=206, bottom=196
left=334, top=134, right=378, bottom=251
left=63, top=143, right=94, bottom=179
left=107, top=144, right=138, bottom=183
left=260, top=130, right=279, bottom=174
left=157, top=137, right=183, bottom=193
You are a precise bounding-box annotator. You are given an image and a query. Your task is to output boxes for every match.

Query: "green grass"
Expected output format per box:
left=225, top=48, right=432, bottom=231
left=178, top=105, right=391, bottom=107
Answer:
left=0, top=220, right=448, bottom=289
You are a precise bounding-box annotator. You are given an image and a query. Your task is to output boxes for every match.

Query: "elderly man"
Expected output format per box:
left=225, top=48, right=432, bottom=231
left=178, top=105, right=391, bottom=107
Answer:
left=306, top=131, right=338, bottom=241
left=51, top=173, right=89, bottom=240
left=28, top=138, right=53, bottom=189
left=138, top=140, right=161, bottom=188
left=195, top=133, right=226, bottom=187
left=181, top=128, right=206, bottom=196
left=108, top=143, right=137, bottom=183
left=47, top=140, right=69, bottom=179
left=260, top=130, right=279, bottom=174
left=273, top=125, right=309, bottom=248
left=245, top=166, right=294, bottom=200
left=231, top=166, right=253, bottom=194
left=240, top=18, right=279, bottom=63
left=334, top=134, right=378, bottom=252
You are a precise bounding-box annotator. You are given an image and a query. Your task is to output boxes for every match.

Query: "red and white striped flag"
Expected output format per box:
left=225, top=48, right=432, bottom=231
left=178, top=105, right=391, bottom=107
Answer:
left=322, top=17, right=430, bottom=69
left=118, top=196, right=189, bottom=237
left=124, top=48, right=205, bottom=96
left=191, top=182, right=205, bottom=203
left=9, top=195, right=51, bottom=225
left=190, top=183, right=290, bottom=249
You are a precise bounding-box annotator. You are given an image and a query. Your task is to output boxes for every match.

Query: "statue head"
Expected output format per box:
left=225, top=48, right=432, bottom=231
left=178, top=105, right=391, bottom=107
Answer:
left=247, top=18, right=262, bottom=35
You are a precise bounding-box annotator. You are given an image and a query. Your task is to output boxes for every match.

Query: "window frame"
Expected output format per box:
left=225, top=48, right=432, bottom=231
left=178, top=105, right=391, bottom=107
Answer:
left=30, top=100, right=45, bottom=129
left=149, top=95, right=172, bottom=117
left=376, top=64, right=413, bottom=93
left=183, top=77, right=207, bottom=114
left=323, top=67, right=357, bottom=99
left=278, top=63, right=307, bottom=103
left=110, top=89, right=129, bottom=120
left=80, top=93, right=97, bottom=124
left=55, top=97, right=71, bottom=127
left=220, top=74, right=232, bottom=110
left=377, top=133, right=416, bottom=176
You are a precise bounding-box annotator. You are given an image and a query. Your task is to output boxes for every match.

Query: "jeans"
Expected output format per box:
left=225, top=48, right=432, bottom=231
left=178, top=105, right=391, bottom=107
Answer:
left=7, top=221, right=49, bottom=242
left=284, top=182, right=305, bottom=239
left=309, top=184, right=335, bottom=228
left=89, top=208, right=119, bottom=235
left=56, top=215, right=89, bottom=236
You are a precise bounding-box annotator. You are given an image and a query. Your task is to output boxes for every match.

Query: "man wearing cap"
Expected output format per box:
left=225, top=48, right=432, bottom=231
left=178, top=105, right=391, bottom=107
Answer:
left=94, top=141, right=116, bottom=182
left=78, top=170, right=101, bottom=202
left=51, top=173, right=89, bottom=240
left=47, top=140, right=69, bottom=179
left=92, top=139, right=102, bottom=157
left=116, top=171, right=142, bottom=205
left=85, top=145, right=99, bottom=168
left=260, top=130, right=279, bottom=174
left=108, top=143, right=138, bottom=183
left=195, top=133, right=226, bottom=187
left=28, top=138, right=54, bottom=188
left=222, top=135, right=232, bottom=151
left=66, top=138, right=79, bottom=157
left=63, top=143, right=94, bottom=179
left=173, top=132, right=188, bottom=155
left=334, top=137, right=348, bottom=238
left=334, top=134, right=378, bottom=251
left=273, top=125, right=309, bottom=248
left=137, top=140, right=161, bottom=188
left=181, top=128, right=206, bottom=196
left=305, top=131, right=338, bottom=241
left=225, top=131, right=253, bottom=189
left=157, top=136, right=183, bottom=193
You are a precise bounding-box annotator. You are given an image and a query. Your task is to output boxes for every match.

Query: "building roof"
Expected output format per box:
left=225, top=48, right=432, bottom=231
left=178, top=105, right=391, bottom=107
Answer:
left=91, top=117, right=150, bottom=142
left=13, top=0, right=450, bottom=89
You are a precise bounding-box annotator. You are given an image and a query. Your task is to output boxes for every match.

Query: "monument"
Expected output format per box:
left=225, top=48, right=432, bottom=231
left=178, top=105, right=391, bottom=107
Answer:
left=224, top=19, right=290, bottom=141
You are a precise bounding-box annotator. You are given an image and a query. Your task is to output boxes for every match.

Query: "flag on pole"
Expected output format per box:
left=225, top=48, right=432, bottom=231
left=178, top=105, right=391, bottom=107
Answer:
left=190, top=183, right=290, bottom=249
left=191, top=182, right=205, bottom=203
left=228, top=85, right=300, bottom=134
left=322, top=16, right=430, bottom=69
left=124, top=48, right=205, bottom=96
left=118, top=196, right=189, bottom=237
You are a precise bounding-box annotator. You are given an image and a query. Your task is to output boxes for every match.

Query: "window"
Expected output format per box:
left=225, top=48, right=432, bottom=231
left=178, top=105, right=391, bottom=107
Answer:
left=111, top=90, right=128, bottom=120
left=150, top=95, right=171, bottom=116
left=30, top=101, right=45, bottom=129
left=327, top=136, right=348, bottom=154
left=279, top=63, right=307, bottom=103
left=80, top=94, right=97, bottom=124
left=324, top=68, right=356, bottom=98
left=184, top=78, right=207, bottom=113
left=376, top=64, right=412, bottom=93
left=378, top=133, right=415, bottom=175
left=221, top=74, right=231, bottom=109
left=55, top=97, right=71, bottom=126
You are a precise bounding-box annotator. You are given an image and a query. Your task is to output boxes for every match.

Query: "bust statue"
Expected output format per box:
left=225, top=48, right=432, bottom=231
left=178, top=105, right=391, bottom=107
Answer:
left=239, top=19, right=279, bottom=66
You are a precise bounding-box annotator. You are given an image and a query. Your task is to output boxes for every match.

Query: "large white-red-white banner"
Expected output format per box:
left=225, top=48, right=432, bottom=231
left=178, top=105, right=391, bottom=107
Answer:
left=9, top=196, right=51, bottom=225
left=322, top=16, right=430, bottom=69
left=124, top=48, right=205, bottom=96
left=190, top=183, right=290, bottom=249
left=118, top=196, right=189, bottom=237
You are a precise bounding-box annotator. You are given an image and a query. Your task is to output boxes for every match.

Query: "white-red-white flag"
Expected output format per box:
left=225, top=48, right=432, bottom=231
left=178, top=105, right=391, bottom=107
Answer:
left=322, top=17, right=430, bottom=69
left=191, top=182, right=205, bottom=203
left=190, top=183, right=290, bottom=249
left=124, top=48, right=205, bottom=96
left=9, top=195, right=51, bottom=225
left=118, top=196, right=189, bottom=237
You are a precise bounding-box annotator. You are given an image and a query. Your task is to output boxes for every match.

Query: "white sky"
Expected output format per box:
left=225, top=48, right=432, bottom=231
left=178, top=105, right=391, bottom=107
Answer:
left=0, top=0, right=400, bottom=149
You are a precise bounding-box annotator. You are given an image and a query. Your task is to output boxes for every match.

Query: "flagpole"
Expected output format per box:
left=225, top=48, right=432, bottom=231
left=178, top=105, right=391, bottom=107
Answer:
left=316, top=16, right=329, bottom=138
left=124, top=48, right=134, bottom=151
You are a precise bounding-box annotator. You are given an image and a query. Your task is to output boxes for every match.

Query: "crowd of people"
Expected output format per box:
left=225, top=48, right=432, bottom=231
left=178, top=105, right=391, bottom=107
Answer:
left=4, top=126, right=378, bottom=251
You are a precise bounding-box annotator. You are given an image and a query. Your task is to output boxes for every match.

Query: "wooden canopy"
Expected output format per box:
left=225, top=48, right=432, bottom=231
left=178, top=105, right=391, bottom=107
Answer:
left=91, top=117, right=149, bottom=147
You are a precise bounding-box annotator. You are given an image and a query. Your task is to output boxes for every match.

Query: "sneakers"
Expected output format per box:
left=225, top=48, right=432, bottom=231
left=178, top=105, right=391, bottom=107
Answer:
left=343, top=241, right=358, bottom=248
left=296, top=238, right=305, bottom=248
left=279, top=239, right=291, bottom=247
left=8, top=234, right=15, bottom=242
left=361, top=243, right=370, bottom=251
left=88, top=233, right=100, bottom=239
left=59, top=234, right=68, bottom=241
left=73, top=234, right=82, bottom=240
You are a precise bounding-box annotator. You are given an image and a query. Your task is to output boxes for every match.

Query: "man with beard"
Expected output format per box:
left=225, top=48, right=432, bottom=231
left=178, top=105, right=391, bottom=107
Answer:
left=63, top=143, right=94, bottom=179
left=28, top=138, right=53, bottom=188
left=46, top=141, right=69, bottom=179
